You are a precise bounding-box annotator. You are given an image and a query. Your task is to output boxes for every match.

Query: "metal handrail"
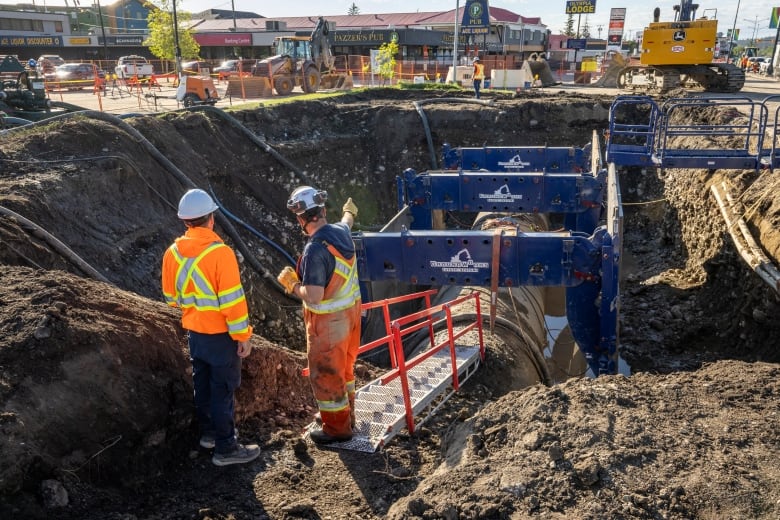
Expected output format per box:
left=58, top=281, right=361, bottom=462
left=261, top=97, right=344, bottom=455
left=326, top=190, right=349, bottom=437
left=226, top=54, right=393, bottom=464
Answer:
left=384, top=291, right=485, bottom=433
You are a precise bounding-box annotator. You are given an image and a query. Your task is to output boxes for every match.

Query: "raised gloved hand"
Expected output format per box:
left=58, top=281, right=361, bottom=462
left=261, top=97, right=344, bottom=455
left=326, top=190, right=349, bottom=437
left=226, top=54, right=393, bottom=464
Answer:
left=342, top=197, right=358, bottom=217
left=277, top=266, right=300, bottom=294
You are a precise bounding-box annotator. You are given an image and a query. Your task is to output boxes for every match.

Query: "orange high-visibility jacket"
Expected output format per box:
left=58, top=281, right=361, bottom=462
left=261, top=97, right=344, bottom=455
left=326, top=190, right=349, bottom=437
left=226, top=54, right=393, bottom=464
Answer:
left=162, top=226, right=252, bottom=341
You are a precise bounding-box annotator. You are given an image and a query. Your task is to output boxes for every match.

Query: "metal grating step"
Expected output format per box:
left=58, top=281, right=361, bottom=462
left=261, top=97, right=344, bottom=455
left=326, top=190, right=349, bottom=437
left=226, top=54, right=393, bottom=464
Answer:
left=303, top=344, right=481, bottom=452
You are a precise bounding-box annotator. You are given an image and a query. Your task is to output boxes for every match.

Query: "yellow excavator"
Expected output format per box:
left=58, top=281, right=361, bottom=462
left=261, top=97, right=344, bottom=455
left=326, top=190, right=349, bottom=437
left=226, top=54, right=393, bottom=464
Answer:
left=616, top=0, right=745, bottom=93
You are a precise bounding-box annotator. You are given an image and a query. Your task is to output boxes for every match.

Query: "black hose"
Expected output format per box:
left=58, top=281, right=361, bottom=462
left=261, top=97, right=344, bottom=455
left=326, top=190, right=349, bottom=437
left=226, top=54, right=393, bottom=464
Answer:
left=189, top=105, right=312, bottom=185
left=0, top=109, right=294, bottom=298
left=412, top=97, right=496, bottom=170
left=0, top=204, right=111, bottom=284
left=208, top=186, right=296, bottom=266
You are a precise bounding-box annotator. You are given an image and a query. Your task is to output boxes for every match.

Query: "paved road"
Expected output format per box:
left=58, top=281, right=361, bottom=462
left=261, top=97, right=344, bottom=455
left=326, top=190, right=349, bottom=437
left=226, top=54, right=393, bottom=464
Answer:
left=42, top=72, right=780, bottom=117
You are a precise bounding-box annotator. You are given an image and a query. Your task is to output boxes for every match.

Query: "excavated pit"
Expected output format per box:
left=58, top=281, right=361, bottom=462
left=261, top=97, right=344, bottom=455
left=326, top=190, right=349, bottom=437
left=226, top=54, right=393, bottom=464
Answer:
left=1, top=89, right=779, bottom=519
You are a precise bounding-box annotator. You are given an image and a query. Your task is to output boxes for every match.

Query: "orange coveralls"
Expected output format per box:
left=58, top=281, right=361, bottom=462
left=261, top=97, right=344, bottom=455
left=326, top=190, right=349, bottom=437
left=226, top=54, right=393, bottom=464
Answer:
left=301, top=243, right=361, bottom=437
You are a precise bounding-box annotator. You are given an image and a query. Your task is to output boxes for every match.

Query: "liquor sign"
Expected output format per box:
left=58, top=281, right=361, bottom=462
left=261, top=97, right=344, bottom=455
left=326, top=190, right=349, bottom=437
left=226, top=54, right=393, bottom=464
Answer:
left=566, top=38, right=588, bottom=50
left=607, top=8, right=626, bottom=51
left=0, top=35, right=63, bottom=47
left=461, top=0, right=490, bottom=35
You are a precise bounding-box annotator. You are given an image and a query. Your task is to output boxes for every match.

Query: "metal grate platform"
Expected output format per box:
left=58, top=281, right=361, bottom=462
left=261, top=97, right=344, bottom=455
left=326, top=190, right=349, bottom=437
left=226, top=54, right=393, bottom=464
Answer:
left=304, top=344, right=482, bottom=452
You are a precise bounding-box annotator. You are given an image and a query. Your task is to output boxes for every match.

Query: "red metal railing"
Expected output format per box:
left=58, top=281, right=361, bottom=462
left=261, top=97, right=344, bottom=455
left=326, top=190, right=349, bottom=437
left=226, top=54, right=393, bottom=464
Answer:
left=300, top=289, right=485, bottom=435
left=383, top=291, right=484, bottom=433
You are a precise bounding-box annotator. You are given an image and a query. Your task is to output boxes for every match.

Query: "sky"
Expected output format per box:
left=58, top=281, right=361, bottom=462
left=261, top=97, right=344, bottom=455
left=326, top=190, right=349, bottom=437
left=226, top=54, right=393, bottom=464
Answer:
left=5, top=1, right=779, bottom=42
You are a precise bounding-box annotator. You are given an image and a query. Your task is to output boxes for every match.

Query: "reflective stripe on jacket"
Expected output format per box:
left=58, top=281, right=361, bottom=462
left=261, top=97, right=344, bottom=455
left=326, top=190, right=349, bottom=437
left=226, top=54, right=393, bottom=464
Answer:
left=303, top=243, right=360, bottom=314
left=161, top=227, right=252, bottom=341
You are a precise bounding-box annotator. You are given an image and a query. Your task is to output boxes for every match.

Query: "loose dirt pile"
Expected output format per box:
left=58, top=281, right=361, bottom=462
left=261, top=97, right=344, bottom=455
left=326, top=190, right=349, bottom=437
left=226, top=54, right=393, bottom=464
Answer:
left=1, top=88, right=779, bottom=519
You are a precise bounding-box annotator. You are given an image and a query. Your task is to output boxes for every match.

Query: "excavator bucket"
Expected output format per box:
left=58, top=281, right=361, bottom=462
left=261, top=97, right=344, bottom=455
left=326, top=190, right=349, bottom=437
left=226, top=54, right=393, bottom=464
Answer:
left=320, top=72, right=354, bottom=91
left=593, top=53, right=627, bottom=88
left=224, top=77, right=273, bottom=98
left=521, top=53, right=556, bottom=87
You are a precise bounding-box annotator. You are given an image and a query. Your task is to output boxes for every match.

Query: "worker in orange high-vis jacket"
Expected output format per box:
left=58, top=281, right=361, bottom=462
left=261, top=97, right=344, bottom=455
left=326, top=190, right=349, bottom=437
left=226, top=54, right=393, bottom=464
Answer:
left=277, top=186, right=361, bottom=444
left=162, top=188, right=261, bottom=466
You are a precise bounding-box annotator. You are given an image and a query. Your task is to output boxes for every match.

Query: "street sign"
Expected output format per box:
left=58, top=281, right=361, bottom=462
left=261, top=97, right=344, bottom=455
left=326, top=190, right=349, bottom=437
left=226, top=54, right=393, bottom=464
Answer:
left=565, top=1, right=597, bottom=15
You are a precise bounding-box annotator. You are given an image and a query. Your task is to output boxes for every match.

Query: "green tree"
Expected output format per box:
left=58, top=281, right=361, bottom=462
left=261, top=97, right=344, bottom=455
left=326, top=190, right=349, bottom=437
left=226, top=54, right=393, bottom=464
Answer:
left=376, top=40, right=398, bottom=85
left=348, top=3, right=360, bottom=15
left=564, top=14, right=575, bottom=37
left=581, top=16, right=590, bottom=39
left=144, top=0, right=200, bottom=65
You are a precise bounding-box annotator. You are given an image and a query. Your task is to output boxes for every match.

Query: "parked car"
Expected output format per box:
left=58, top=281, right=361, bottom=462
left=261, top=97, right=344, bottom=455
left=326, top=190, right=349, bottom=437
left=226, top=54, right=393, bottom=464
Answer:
left=36, top=54, right=64, bottom=76
left=213, top=59, right=256, bottom=79
left=115, top=55, right=154, bottom=79
left=52, top=63, right=105, bottom=90
left=180, top=60, right=211, bottom=76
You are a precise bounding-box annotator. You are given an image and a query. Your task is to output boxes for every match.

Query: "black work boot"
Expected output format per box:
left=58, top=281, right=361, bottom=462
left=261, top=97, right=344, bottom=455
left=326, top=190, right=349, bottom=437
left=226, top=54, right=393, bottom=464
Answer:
left=309, top=428, right=352, bottom=444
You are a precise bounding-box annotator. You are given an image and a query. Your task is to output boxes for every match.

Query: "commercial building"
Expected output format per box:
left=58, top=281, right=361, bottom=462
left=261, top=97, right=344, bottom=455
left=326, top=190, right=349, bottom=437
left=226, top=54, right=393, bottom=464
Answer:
left=0, top=2, right=549, bottom=65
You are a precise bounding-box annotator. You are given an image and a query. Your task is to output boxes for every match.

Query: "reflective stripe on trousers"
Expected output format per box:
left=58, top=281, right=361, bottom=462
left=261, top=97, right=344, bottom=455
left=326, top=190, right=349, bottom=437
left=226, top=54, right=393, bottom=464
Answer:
left=305, top=303, right=361, bottom=437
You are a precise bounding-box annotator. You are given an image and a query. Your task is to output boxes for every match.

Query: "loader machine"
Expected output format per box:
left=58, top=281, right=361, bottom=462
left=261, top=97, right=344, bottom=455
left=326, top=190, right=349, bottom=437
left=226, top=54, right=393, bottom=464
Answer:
left=253, top=16, right=353, bottom=95
left=617, top=0, right=744, bottom=93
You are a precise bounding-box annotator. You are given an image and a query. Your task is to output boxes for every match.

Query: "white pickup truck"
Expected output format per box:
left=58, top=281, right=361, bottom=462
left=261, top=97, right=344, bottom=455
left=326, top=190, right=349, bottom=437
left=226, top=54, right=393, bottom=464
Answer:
left=114, top=55, right=154, bottom=79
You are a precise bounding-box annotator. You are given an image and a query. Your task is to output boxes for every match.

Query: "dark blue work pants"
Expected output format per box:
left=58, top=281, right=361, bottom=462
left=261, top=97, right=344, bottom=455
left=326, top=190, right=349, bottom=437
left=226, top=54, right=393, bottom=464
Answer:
left=188, top=331, right=241, bottom=454
left=474, top=79, right=482, bottom=99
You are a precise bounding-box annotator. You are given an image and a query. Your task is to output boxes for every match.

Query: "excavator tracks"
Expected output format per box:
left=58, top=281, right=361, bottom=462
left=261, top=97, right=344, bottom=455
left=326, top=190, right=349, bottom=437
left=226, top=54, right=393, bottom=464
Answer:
left=617, top=66, right=681, bottom=93
left=616, top=62, right=745, bottom=94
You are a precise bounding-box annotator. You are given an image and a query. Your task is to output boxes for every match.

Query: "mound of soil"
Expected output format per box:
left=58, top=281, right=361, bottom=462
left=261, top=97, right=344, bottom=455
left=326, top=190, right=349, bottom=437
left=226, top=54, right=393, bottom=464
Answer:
left=1, top=89, right=779, bottom=519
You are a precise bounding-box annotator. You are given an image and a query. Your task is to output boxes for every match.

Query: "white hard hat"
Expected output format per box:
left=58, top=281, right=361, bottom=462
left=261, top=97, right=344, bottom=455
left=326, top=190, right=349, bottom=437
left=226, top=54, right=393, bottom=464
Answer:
left=177, top=188, right=218, bottom=220
left=287, top=186, right=328, bottom=215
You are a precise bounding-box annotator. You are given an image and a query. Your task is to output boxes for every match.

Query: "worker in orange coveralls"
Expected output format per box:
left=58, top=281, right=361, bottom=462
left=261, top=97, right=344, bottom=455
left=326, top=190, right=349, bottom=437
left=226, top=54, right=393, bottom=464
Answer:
left=277, top=186, right=361, bottom=444
left=162, top=188, right=260, bottom=466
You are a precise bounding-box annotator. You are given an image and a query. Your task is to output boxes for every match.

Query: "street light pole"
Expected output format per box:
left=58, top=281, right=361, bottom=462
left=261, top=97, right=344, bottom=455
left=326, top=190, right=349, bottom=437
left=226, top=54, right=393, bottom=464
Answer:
left=96, top=0, right=109, bottom=61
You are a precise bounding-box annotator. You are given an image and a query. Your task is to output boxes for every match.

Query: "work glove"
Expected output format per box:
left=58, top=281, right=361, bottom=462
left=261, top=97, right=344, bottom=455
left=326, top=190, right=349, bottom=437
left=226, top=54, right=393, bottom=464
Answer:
left=277, top=266, right=300, bottom=294
left=342, top=197, right=358, bottom=217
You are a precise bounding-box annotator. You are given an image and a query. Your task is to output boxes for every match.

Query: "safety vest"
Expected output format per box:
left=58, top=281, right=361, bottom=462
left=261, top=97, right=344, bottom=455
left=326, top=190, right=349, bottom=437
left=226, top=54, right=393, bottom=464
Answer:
left=165, top=241, right=251, bottom=337
left=474, top=63, right=485, bottom=80
left=303, top=243, right=361, bottom=314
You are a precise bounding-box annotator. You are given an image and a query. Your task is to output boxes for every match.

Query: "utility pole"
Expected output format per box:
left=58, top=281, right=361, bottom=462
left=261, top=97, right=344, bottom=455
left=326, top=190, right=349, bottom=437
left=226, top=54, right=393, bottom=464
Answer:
left=728, top=0, right=740, bottom=62
left=743, top=16, right=769, bottom=46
